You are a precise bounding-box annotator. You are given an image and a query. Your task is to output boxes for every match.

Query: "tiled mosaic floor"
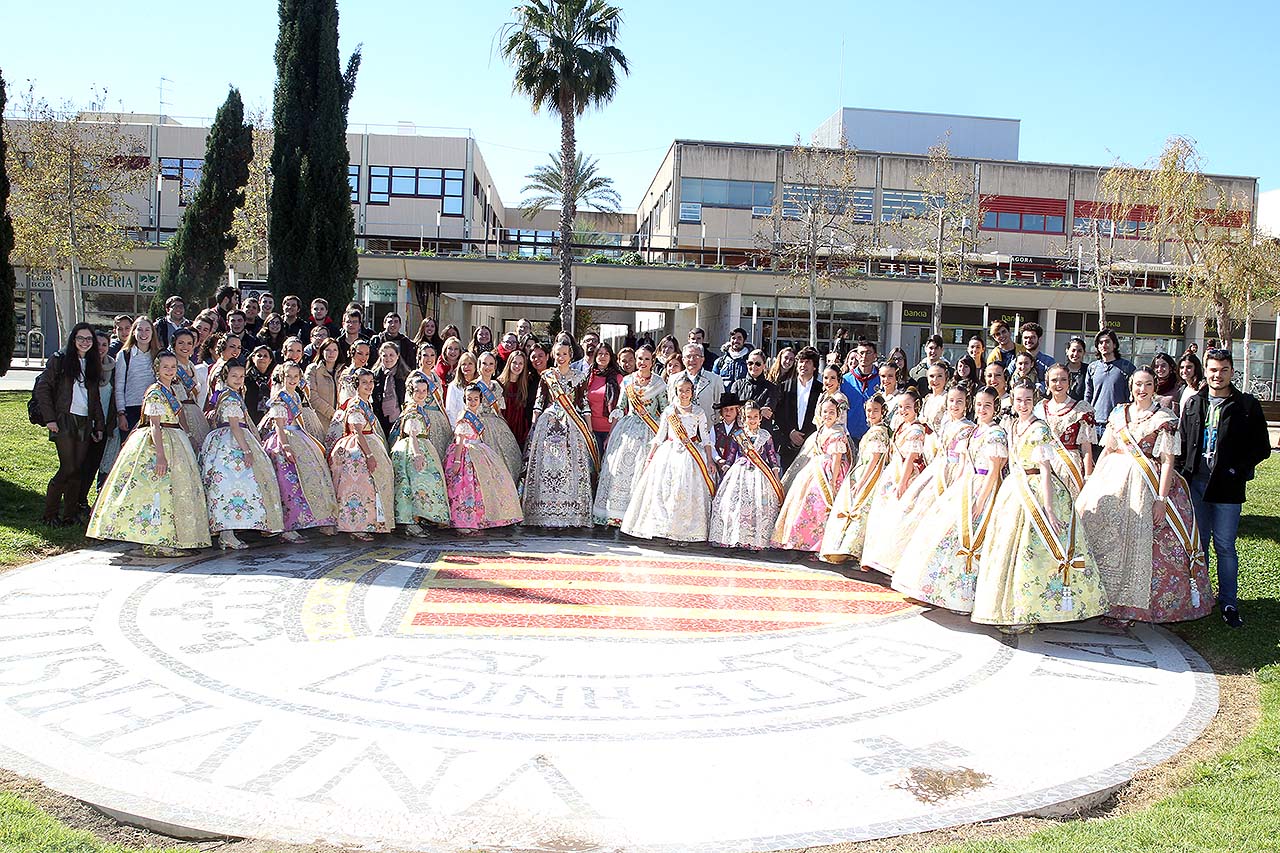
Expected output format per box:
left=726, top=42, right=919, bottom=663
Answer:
left=0, top=535, right=1217, bottom=852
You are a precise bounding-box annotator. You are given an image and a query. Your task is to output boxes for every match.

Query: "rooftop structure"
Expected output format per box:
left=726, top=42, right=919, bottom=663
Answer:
left=811, top=107, right=1020, bottom=159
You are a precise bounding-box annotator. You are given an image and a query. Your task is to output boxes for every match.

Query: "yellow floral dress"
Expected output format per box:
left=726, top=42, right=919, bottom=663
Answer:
left=971, top=419, right=1108, bottom=627
left=88, top=384, right=212, bottom=548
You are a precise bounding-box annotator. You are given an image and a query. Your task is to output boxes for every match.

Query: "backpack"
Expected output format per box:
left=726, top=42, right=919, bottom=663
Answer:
left=28, top=354, right=60, bottom=426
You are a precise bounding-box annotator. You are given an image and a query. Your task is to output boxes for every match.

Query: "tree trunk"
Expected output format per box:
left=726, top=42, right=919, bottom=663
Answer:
left=1094, top=227, right=1107, bottom=330
left=1243, top=306, right=1253, bottom=391
left=1215, top=294, right=1232, bottom=347
left=807, top=226, right=818, bottom=348
left=933, top=207, right=944, bottom=336
left=558, top=101, right=576, bottom=338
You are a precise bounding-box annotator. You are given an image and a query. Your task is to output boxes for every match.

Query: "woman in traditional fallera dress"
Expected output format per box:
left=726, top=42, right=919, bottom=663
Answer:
left=771, top=395, right=850, bottom=553
left=920, top=363, right=950, bottom=433
left=443, top=383, right=524, bottom=531
left=329, top=369, right=396, bottom=541
left=592, top=346, right=668, bottom=526
left=200, top=362, right=285, bottom=549
left=1034, top=364, right=1095, bottom=500
left=88, top=352, right=212, bottom=556
left=873, top=386, right=976, bottom=575
left=861, top=389, right=929, bottom=574
left=1075, top=367, right=1213, bottom=623
left=262, top=361, right=338, bottom=540
left=709, top=400, right=783, bottom=550
left=893, top=385, right=1008, bottom=612
left=819, top=394, right=891, bottom=564
left=170, top=329, right=210, bottom=456
left=621, top=375, right=722, bottom=542
left=391, top=375, right=451, bottom=537
left=410, top=344, right=455, bottom=462
left=523, top=341, right=597, bottom=528
left=972, top=382, right=1108, bottom=630
left=476, top=351, right=525, bottom=480
left=780, top=365, right=847, bottom=490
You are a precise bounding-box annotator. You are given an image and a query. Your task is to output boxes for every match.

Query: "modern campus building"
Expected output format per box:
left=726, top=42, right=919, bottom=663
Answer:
left=10, top=107, right=1277, bottom=395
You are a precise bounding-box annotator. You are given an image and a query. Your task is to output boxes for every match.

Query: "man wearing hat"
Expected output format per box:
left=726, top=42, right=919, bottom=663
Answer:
left=713, top=391, right=744, bottom=461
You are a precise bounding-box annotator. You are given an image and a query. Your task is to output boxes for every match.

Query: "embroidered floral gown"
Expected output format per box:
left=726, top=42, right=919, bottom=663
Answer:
left=200, top=390, right=285, bottom=535
left=174, top=361, right=210, bottom=456
left=971, top=419, right=1108, bottom=627
left=861, top=421, right=929, bottom=573
left=819, top=423, right=892, bottom=564
left=322, top=382, right=387, bottom=455
left=443, top=412, right=523, bottom=531
left=407, top=370, right=454, bottom=461
left=771, top=425, right=850, bottom=552
left=621, top=405, right=718, bottom=542
left=88, top=384, right=211, bottom=549
left=262, top=391, right=338, bottom=531
left=1033, top=399, right=1095, bottom=500
left=1075, top=404, right=1212, bottom=623
left=893, top=423, right=1009, bottom=612
left=476, top=378, right=525, bottom=480
left=390, top=407, right=450, bottom=526
left=709, top=426, right=782, bottom=550
left=522, top=369, right=596, bottom=528
left=330, top=399, right=396, bottom=534
left=592, top=372, right=668, bottom=526
left=921, top=392, right=948, bottom=434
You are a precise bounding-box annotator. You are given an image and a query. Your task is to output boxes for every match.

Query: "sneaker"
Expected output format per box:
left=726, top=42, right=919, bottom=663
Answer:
left=1222, top=606, right=1244, bottom=629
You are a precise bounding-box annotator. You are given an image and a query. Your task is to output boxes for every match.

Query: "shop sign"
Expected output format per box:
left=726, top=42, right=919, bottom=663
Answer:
left=361, top=279, right=398, bottom=302
left=138, top=273, right=159, bottom=294
left=22, top=268, right=54, bottom=291
left=78, top=270, right=146, bottom=293
left=902, top=303, right=932, bottom=324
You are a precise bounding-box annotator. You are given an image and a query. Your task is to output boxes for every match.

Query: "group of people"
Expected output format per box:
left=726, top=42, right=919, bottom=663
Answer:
left=33, top=299, right=1272, bottom=631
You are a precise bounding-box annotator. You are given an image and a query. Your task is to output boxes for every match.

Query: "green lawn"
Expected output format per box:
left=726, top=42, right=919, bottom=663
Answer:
left=0, top=389, right=1277, bottom=853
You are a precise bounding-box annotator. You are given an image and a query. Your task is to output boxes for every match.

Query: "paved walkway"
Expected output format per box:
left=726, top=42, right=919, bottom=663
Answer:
left=0, top=535, right=1215, bottom=851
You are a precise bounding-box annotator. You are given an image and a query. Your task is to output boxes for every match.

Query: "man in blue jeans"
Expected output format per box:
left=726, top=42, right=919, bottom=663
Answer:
left=1177, top=349, right=1272, bottom=628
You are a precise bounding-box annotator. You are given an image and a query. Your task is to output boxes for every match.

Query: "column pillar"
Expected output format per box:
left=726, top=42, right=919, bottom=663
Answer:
left=1043, top=307, right=1058, bottom=358
left=887, top=300, right=903, bottom=351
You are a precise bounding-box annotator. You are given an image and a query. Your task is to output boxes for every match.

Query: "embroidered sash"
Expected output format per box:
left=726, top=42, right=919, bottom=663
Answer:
left=735, top=429, right=784, bottom=502
left=669, top=411, right=716, bottom=497
left=478, top=380, right=502, bottom=414
left=813, top=434, right=844, bottom=509
left=627, top=380, right=661, bottom=435
left=349, top=399, right=376, bottom=436
left=1009, top=462, right=1085, bottom=585
left=832, top=450, right=886, bottom=536
left=175, top=363, right=198, bottom=400
left=1117, top=420, right=1206, bottom=578
left=461, top=409, right=486, bottom=439
left=154, top=384, right=182, bottom=416
left=957, top=468, right=1000, bottom=573
left=545, top=373, right=599, bottom=469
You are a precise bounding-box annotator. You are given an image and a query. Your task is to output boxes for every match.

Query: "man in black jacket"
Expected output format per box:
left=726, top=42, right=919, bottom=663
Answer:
left=1177, top=349, right=1272, bottom=628
left=772, top=346, right=821, bottom=472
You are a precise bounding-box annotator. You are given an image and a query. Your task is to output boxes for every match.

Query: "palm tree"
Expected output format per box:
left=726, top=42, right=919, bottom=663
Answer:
left=500, top=0, right=629, bottom=336
left=519, top=152, right=621, bottom=218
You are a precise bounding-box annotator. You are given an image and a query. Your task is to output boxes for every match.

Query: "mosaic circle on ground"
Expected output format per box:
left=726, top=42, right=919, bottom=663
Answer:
left=0, top=536, right=1217, bottom=852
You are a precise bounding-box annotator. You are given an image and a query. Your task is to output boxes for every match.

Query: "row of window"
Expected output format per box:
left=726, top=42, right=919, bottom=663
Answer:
left=159, top=157, right=203, bottom=205
left=677, top=183, right=940, bottom=225
left=1072, top=216, right=1151, bottom=239
left=679, top=177, right=775, bottom=212
left=981, top=211, right=1067, bottom=234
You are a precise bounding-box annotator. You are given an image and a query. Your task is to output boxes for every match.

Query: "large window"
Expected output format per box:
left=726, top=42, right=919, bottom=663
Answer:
left=679, top=202, right=702, bottom=224
left=348, top=165, right=359, bottom=203
left=681, top=177, right=773, bottom=211
left=984, top=210, right=1066, bottom=234
left=369, top=166, right=465, bottom=214
left=742, top=296, right=884, bottom=356
left=781, top=185, right=873, bottom=222
left=510, top=229, right=557, bottom=257
left=880, top=189, right=931, bottom=222
left=159, top=157, right=202, bottom=205
left=1072, top=217, right=1149, bottom=239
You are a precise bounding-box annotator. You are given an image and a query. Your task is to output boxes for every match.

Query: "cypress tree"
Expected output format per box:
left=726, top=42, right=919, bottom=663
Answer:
left=269, top=0, right=361, bottom=311
left=0, top=69, right=17, bottom=375
left=155, top=88, right=253, bottom=315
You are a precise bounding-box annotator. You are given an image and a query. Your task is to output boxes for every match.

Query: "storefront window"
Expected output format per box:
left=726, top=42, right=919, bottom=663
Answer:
left=83, top=292, right=141, bottom=332
left=742, top=297, right=883, bottom=356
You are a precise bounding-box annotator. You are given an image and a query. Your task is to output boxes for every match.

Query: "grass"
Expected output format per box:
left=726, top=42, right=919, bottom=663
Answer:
left=0, top=392, right=91, bottom=568
left=0, top=386, right=1277, bottom=853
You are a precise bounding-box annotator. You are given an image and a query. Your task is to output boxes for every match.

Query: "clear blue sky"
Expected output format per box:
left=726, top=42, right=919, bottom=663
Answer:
left=3, top=0, right=1277, bottom=209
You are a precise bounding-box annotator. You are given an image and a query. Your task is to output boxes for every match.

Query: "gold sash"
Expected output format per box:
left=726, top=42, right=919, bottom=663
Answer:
left=545, top=374, right=600, bottom=469
left=1009, top=463, right=1085, bottom=585
left=735, top=429, right=784, bottom=502
left=958, top=470, right=999, bottom=573
left=628, top=381, right=661, bottom=435
left=832, top=451, right=886, bottom=535
left=669, top=411, right=716, bottom=497
left=1117, top=422, right=1206, bottom=576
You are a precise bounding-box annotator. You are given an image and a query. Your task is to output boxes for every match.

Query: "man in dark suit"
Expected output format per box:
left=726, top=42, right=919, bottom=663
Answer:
left=772, top=345, right=821, bottom=472
left=1177, top=348, right=1272, bottom=628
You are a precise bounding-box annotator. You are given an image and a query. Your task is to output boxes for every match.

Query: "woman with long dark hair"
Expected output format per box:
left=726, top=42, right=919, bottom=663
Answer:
left=412, top=315, right=443, bottom=355
left=1177, top=351, right=1204, bottom=415
left=586, top=341, right=622, bottom=453
left=497, top=348, right=534, bottom=450
left=35, top=323, right=106, bottom=526
left=1151, top=352, right=1180, bottom=414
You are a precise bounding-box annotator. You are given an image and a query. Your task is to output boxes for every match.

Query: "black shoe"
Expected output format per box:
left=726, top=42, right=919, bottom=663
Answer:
left=1222, top=606, right=1244, bottom=629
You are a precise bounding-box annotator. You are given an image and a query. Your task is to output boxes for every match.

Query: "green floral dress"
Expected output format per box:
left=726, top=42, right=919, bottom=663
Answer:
left=390, top=407, right=451, bottom=525
left=88, top=384, right=212, bottom=549
left=971, top=419, right=1107, bottom=627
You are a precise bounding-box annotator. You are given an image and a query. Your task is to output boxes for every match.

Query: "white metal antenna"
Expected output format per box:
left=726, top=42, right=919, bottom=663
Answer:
left=838, top=37, right=845, bottom=109
left=158, top=77, right=173, bottom=123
